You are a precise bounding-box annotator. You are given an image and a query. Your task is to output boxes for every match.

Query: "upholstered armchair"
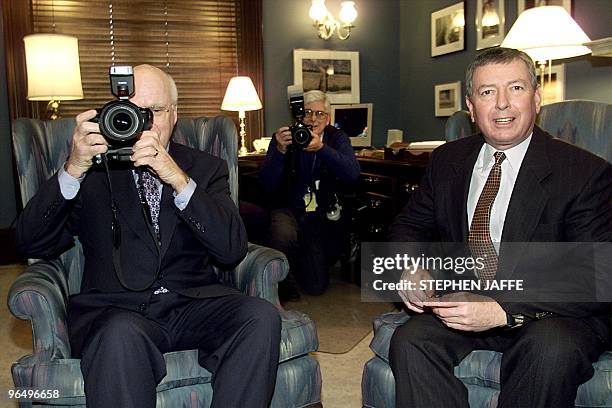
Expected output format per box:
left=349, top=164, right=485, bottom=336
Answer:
left=9, top=115, right=321, bottom=407
left=444, top=110, right=476, bottom=142
left=362, top=100, right=612, bottom=408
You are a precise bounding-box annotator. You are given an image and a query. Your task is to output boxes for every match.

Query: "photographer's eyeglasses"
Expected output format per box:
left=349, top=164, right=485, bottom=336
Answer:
left=304, top=109, right=328, bottom=120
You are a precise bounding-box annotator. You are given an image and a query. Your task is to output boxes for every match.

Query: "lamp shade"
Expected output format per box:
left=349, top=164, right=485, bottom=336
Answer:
left=221, top=76, right=262, bottom=112
left=501, top=6, right=591, bottom=62
left=24, top=34, right=84, bottom=101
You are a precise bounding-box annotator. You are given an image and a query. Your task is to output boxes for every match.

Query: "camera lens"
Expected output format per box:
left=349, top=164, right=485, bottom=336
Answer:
left=111, top=111, right=133, bottom=133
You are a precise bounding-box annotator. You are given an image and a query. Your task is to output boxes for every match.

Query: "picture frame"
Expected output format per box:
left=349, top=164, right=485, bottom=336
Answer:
left=330, top=103, right=373, bottom=147
left=434, top=81, right=462, bottom=117
left=541, top=64, right=565, bottom=105
left=293, top=49, right=360, bottom=104
left=518, top=0, right=571, bottom=15
left=476, top=0, right=505, bottom=50
left=431, top=2, right=465, bottom=57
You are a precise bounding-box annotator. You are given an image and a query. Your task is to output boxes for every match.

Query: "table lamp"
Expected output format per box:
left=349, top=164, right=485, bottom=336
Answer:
left=221, top=76, right=263, bottom=156
left=24, top=34, right=84, bottom=120
left=501, top=6, right=591, bottom=89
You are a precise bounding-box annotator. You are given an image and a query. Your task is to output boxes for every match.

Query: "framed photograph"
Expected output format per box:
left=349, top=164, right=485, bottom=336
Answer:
left=293, top=49, right=359, bottom=104
left=476, top=0, right=505, bottom=50
left=431, top=2, right=465, bottom=57
left=434, top=81, right=462, bottom=117
left=330, top=103, right=373, bottom=147
left=541, top=64, right=565, bottom=105
left=518, top=0, right=571, bottom=15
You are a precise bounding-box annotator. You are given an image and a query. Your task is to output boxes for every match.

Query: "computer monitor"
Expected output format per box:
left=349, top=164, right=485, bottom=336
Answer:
left=330, top=103, right=373, bottom=147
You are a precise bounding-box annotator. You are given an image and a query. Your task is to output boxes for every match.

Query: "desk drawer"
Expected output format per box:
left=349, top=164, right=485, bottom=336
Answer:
left=359, top=172, right=395, bottom=195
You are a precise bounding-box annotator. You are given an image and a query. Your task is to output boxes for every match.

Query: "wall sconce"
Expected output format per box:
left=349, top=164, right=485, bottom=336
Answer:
left=309, top=0, right=358, bottom=40
left=221, top=76, right=263, bottom=156
left=24, top=34, right=84, bottom=120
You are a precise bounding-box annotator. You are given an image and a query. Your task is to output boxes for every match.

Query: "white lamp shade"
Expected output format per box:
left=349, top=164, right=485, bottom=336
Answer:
left=339, top=1, right=358, bottom=25
left=24, top=34, right=84, bottom=101
left=221, top=76, right=262, bottom=112
left=309, top=0, right=328, bottom=22
left=501, top=6, right=591, bottom=62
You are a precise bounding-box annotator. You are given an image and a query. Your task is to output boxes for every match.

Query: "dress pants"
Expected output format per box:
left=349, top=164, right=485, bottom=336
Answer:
left=70, top=291, right=281, bottom=408
left=389, top=313, right=605, bottom=408
left=268, top=208, right=344, bottom=295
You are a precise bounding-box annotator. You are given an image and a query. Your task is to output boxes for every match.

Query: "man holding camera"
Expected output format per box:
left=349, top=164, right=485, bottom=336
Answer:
left=16, top=64, right=281, bottom=408
left=260, top=90, right=360, bottom=300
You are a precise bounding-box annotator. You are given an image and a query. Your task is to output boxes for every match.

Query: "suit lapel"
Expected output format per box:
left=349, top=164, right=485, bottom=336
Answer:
left=498, top=127, right=552, bottom=278
left=110, top=166, right=158, bottom=254
left=159, top=141, right=194, bottom=259
left=446, top=136, right=484, bottom=241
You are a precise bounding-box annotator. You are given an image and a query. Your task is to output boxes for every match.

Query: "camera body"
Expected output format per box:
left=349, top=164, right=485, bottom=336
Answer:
left=92, top=66, right=153, bottom=161
left=287, top=86, right=312, bottom=149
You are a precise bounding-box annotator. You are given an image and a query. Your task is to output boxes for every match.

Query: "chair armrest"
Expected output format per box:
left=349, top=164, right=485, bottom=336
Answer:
left=7, top=259, right=72, bottom=360
left=231, top=243, right=289, bottom=308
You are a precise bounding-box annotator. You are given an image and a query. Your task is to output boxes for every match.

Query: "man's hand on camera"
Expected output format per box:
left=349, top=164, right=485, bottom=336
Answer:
left=132, top=127, right=190, bottom=193
left=274, top=126, right=292, bottom=154
left=65, top=110, right=108, bottom=179
left=304, top=132, right=324, bottom=152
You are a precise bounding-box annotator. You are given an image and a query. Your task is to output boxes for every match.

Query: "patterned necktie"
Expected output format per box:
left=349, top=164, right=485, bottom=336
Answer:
left=139, top=170, right=161, bottom=238
left=469, top=151, right=506, bottom=280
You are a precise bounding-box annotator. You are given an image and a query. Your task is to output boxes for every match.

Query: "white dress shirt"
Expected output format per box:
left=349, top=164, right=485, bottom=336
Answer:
left=467, top=134, right=532, bottom=252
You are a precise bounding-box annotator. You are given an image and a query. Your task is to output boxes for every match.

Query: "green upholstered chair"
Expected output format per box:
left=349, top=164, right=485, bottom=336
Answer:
left=9, top=115, right=321, bottom=407
left=362, top=100, right=612, bottom=408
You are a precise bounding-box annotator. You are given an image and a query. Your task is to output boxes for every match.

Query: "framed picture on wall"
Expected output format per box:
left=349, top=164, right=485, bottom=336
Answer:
left=541, top=64, right=565, bottom=105
left=518, top=0, right=571, bottom=15
left=434, top=81, right=462, bottom=117
left=431, top=2, right=465, bottom=57
left=476, top=0, right=505, bottom=50
left=293, top=49, right=360, bottom=104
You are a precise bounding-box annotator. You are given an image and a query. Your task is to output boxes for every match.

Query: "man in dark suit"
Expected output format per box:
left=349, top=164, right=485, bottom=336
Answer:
left=388, top=48, right=610, bottom=407
left=16, top=64, right=281, bottom=408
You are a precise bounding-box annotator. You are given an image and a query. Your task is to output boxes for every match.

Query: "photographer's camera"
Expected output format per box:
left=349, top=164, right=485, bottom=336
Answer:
left=287, top=85, right=312, bottom=149
left=92, top=66, right=153, bottom=162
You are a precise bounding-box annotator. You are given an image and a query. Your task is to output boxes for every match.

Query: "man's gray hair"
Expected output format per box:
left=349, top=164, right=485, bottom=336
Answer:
left=466, top=47, right=538, bottom=98
left=304, top=90, right=331, bottom=113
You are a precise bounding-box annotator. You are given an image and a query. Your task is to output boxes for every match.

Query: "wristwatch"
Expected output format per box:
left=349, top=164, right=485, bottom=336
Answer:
left=504, top=313, right=526, bottom=329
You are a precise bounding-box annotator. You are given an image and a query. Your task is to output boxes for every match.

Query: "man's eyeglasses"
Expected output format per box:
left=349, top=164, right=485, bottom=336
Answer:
left=146, top=104, right=174, bottom=115
left=304, top=109, right=328, bottom=120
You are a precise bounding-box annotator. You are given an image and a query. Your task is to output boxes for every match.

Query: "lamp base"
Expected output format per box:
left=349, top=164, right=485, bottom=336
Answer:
left=238, top=116, right=250, bottom=156
left=46, top=100, right=61, bottom=120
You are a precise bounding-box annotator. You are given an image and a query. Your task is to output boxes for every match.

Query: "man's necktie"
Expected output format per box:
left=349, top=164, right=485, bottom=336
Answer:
left=139, top=170, right=161, bottom=238
left=469, top=151, right=506, bottom=280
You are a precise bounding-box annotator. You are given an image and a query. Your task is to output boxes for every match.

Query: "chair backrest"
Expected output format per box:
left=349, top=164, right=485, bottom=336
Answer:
left=445, top=110, right=477, bottom=142
left=12, top=115, right=239, bottom=294
left=537, top=100, right=611, bottom=162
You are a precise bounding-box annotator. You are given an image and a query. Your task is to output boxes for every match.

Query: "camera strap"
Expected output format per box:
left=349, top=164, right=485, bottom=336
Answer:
left=102, top=155, right=162, bottom=292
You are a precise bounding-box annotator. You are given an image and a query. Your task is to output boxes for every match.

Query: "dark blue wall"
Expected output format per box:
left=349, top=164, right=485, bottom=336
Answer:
left=263, top=0, right=401, bottom=147
left=399, top=0, right=612, bottom=141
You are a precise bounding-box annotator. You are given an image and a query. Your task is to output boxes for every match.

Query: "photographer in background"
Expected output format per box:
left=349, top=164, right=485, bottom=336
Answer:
left=260, top=90, right=360, bottom=301
left=16, top=64, right=281, bottom=408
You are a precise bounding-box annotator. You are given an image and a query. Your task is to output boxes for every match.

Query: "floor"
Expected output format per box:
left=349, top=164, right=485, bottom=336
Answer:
left=0, top=264, right=377, bottom=408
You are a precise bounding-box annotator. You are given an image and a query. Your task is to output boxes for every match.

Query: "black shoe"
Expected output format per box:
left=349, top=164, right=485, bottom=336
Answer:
left=279, top=280, right=301, bottom=302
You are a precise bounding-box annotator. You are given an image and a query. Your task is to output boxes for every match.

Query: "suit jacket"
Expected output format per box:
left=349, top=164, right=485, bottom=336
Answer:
left=389, top=126, right=611, bottom=340
left=16, top=140, right=248, bottom=300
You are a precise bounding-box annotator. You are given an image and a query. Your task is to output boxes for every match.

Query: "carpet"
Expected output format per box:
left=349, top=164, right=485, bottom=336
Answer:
left=284, top=275, right=396, bottom=354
